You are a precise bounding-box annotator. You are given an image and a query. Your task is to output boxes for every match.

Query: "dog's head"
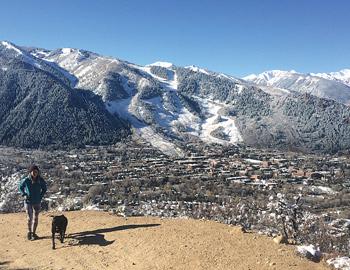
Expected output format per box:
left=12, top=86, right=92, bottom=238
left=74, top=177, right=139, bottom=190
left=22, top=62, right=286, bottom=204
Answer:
left=51, top=214, right=68, bottom=224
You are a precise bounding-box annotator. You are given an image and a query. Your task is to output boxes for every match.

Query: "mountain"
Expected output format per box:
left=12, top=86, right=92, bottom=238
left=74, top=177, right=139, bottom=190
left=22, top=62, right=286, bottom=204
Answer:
left=312, top=69, right=350, bottom=87
left=244, top=70, right=350, bottom=105
left=0, top=41, right=130, bottom=148
left=1, top=40, right=350, bottom=154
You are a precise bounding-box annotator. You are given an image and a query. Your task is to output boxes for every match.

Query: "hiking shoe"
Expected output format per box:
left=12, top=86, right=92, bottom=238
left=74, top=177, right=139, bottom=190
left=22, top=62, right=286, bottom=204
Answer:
left=31, top=233, right=39, bottom=240
left=27, top=232, right=32, bottom=240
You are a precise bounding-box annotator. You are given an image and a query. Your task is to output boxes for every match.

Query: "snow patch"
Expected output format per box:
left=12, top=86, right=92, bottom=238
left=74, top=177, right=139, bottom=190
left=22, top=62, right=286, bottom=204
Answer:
left=185, top=65, right=209, bottom=75
left=138, top=78, right=151, bottom=89
left=218, top=73, right=232, bottom=79
left=311, top=186, right=336, bottom=195
left=31, top=49, right=51, bottom=58
left=244, top=159, right=263, bottom=164
left=195, top=97, right=242, bottom=144
left=0, top=172, right=23, bottom=212
left=236, top=84, right=245, bottom=94
left=1, top=41, right=23, bottom=55
left=297, top=244, right=321, bottom=259
left=243, top=73, right=257, bottom=81
left=148, top=61, right=173, bottom=68
left=82, top=204, right=102, bottom=211
left=258, top=86, right=291, bottom=96
left=140, top=65, right=178, bottom=91
left=327, top=257, right=350, bottom=270
left=172, top=107, right=201, bottom=136
left=75, top=64, right=93, bottom=78
left=106, top=98, right=184, bottom=157
left=61, top=48, right=74, bottom=55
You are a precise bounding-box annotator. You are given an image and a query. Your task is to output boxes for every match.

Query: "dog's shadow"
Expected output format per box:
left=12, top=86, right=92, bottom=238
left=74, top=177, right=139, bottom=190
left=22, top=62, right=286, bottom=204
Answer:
left=60, top=224, right=161, bottom=248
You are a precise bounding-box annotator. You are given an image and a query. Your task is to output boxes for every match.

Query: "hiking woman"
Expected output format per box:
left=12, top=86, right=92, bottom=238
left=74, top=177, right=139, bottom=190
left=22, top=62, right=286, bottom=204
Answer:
left=19, top=165, right=47, bottom=240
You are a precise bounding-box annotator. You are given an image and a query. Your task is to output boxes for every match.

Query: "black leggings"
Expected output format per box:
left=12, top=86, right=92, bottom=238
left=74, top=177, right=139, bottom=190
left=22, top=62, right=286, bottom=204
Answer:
left=25, top=203, right=41, bottom=233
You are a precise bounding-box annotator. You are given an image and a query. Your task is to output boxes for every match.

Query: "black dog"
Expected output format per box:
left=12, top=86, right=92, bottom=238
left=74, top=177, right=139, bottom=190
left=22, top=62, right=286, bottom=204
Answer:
left=51, top=214, right=68, bottom=249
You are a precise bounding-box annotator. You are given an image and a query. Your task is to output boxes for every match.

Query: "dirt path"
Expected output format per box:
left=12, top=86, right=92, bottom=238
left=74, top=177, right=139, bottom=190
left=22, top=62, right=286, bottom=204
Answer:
left=0, top=211, right=329, bottom=270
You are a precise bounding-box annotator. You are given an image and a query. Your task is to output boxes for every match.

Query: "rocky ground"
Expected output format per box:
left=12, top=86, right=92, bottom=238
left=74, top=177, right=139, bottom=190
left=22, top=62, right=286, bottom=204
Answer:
left=0, top=211, right=330, bottom=270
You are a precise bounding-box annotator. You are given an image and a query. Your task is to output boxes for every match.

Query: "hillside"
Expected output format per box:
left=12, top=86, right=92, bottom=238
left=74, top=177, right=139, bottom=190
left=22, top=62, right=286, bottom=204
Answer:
left=0, top=42, right=130, bottom=149
left=0, top=211, right=330, bottom=270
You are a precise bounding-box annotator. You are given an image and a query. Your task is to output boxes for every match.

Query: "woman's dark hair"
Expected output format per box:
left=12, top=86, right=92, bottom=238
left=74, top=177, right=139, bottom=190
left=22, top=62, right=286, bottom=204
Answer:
left=28, top=164, right=39, bottom=173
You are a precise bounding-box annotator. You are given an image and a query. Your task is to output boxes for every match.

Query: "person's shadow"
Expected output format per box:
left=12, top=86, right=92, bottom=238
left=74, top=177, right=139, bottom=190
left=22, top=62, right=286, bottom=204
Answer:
left=0, top=261, right=31, bottom=270
left=63, top=224, right=161, bottom=248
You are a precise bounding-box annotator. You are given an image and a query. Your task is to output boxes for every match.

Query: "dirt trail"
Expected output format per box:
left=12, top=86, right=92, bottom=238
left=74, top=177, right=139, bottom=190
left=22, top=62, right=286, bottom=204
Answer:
left=0, top=211, right=329, bottom=270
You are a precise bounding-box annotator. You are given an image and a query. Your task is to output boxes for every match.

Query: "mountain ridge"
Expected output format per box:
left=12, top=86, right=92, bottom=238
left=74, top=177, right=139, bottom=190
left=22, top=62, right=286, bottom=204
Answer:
left=0, top=41, right=130, bottom=149
left=244, top=69, right=350, bottom=105
left=1, top=40, right=350, bottom=154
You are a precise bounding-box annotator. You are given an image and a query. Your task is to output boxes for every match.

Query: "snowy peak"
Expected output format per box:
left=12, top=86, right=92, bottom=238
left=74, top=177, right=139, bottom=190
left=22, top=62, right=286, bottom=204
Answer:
left=33, top=46, right=177, bottom=101
left=147, top=62, right=214, bottom=76
left=2, top=44, right=81, bottom=87
left=185, top=65, right=210, bottom=75
left=147, top=61, right=174, bottom=68
left=0, top=40, right=45, bottom=70
left=44, top=47, right=99, bottom=67
left=311, top=69, right=350, bottom=87
left=0, top=41, right=24, bottom=56
left=244, top=69, right=350, bottom=104
left=61, top=48, right=75, bottom=55
left=243, top=70, right=298, bottom=86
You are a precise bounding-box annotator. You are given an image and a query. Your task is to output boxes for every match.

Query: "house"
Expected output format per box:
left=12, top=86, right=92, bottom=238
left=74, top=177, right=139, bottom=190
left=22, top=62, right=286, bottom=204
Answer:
left=292, top=169, right=305, bottom=178
left=250, top=174, right=261, bottom=181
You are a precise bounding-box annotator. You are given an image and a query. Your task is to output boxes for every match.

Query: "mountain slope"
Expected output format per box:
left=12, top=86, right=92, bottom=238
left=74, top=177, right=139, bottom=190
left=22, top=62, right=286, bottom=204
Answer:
left=0, top=211, right=330, bottom=270
left=235, top=88, right=350, bottom=152
left=244, top=70, right=350, bottom=105
left=0, top=42, right=130, bottom=148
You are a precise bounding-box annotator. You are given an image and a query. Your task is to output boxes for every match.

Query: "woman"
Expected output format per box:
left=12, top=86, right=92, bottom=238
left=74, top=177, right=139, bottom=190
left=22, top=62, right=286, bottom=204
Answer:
left=19, top=165, right=47, bottom=240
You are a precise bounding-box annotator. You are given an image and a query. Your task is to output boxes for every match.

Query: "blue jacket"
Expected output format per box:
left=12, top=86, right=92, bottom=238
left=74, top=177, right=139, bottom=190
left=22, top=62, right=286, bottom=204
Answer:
left=19, top=175, right=47, bottom=205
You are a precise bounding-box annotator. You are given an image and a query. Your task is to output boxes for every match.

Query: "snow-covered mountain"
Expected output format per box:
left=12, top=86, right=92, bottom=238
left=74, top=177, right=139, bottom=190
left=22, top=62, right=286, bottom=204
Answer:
left=0, top=41, right=130, bottom=148
left=312, top=69, right=350, bottom=87
left=23, top=46, right=249, bottom=155
left=1, top=41, right=350, bottom=155
left=244, top=70, right=350, bottom=105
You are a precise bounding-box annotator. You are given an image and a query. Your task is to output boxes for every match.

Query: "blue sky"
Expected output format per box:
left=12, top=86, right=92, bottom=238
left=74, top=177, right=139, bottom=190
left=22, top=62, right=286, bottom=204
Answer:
left=0, top=0, right=349, bottom=77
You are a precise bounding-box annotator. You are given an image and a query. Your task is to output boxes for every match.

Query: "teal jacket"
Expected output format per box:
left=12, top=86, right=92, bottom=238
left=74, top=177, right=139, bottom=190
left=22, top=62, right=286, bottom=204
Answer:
left=19, top=175, right=47, bottom=205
